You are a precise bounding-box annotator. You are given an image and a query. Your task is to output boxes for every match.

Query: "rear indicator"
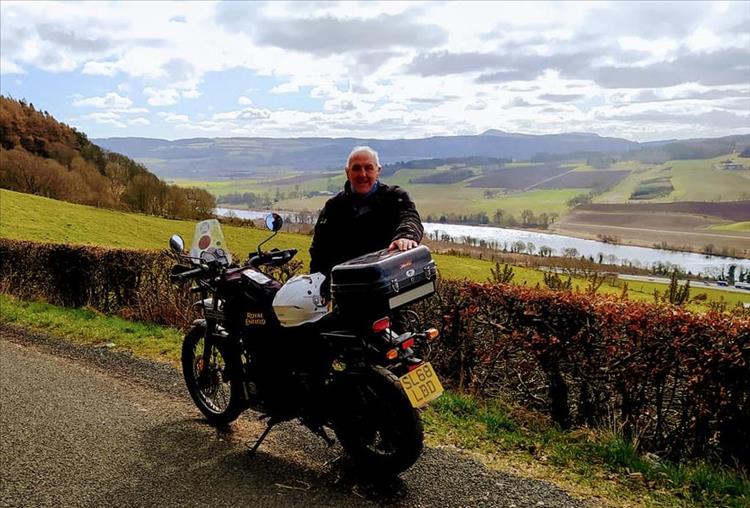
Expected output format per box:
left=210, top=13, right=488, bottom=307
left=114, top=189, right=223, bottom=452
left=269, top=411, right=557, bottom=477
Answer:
left=372, top=317, right=390, bottom=333
left=385, top=348, right=399, bottom=360
left=425, top=328, right=440, bottom=341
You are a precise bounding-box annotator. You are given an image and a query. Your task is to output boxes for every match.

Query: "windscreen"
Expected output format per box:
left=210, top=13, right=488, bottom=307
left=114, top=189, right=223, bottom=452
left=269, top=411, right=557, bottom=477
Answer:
left=189, top=219, right=232, bottom=264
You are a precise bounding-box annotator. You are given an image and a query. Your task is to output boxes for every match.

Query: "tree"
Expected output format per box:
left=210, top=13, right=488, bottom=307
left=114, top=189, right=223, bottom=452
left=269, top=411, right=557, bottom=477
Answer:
left=493, top=208, right=505, bottom=224
left=520, top=208, right=534, bottom=227
left=562, top=247, right=579, bottom=258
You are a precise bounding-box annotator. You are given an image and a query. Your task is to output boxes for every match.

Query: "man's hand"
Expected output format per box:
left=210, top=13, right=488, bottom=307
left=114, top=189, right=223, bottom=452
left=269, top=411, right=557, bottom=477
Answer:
left=388, top=238, right=418, bottom=251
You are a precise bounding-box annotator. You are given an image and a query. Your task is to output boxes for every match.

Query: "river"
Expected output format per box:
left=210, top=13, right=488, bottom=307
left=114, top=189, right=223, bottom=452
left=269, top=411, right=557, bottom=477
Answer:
left=215, top=207, right=750, bottom=276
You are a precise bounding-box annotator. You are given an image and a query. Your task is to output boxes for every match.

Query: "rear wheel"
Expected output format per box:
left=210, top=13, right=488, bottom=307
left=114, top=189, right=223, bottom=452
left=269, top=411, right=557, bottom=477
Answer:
left=181, top=325, right=244, bottom=426
left=333, top=366, right=423, bottom=477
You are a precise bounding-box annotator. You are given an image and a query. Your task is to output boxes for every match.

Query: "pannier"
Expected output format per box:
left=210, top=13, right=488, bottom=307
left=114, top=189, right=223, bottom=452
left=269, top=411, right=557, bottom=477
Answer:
left=330, top=246, right=437, bottom=318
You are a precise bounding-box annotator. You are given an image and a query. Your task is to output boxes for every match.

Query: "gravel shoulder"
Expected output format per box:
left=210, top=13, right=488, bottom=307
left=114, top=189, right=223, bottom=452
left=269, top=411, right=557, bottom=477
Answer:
left=0, top=324, right=590, bottom=508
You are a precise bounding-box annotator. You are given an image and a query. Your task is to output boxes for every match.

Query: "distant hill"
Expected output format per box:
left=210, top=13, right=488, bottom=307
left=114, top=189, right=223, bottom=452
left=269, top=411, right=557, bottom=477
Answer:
left=0, top=96, right=215, bottom=219
left=95, top=131, right=750, bottom=180
left=93, top=132, right=640, bottom=179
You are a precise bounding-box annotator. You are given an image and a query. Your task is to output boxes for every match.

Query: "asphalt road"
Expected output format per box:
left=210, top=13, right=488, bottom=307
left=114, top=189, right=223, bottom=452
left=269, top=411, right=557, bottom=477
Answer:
left=0, top=325, right=589, bottom=508
left=618, top=273, right=750, bottom=296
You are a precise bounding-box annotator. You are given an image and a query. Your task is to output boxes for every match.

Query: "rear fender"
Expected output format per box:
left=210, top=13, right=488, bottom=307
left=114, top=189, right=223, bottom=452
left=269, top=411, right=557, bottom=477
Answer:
left=324, top=366, right=411, bottom=419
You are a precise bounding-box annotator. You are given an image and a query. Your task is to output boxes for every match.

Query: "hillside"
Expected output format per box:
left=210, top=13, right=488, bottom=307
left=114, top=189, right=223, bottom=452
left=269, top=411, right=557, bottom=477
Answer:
left=0, top=96, right=214, bottom=220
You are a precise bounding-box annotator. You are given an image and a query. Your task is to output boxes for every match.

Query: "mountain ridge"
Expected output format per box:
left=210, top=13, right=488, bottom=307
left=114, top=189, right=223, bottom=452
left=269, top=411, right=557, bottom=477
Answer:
left=94, top=132, right=750, bottom=180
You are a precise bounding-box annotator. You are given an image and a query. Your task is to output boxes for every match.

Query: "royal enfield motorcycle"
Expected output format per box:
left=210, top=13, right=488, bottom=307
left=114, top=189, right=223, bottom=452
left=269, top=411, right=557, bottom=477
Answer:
left=168, top=214, right=443, bottom=477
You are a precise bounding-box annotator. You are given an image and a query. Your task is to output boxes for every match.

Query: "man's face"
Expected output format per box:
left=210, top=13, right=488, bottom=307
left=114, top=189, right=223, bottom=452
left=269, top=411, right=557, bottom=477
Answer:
left=346, top=151, right=380, bottom=194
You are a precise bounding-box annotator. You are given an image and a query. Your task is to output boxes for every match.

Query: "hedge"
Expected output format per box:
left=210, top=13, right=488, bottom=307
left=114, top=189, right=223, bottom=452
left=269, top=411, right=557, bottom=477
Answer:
left=1, top=238, right=748, bottom=467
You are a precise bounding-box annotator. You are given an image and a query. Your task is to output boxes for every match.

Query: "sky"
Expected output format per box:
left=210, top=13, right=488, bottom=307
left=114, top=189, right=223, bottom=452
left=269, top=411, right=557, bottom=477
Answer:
left=1, top=1, right=748, bottom=142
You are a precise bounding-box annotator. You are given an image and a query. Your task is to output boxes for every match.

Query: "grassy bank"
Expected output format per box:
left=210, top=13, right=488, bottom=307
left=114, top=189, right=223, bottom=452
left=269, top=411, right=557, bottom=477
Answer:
left=1, top=292, right=746, bottom=508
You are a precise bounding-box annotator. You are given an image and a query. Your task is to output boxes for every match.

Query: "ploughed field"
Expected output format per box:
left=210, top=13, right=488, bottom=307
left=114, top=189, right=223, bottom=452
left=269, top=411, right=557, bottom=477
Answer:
left=533, top=170, right=630, bottom=189
left=466, top=165, right=571, bottom=189
left=554, top=201, right=750, bottom=256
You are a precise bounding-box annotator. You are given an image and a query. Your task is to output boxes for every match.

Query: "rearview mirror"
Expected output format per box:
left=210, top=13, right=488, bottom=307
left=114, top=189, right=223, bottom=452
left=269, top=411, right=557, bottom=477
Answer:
left=169, top=234, right=185, bottom=254
left=265, top=213, right=283, bottom=232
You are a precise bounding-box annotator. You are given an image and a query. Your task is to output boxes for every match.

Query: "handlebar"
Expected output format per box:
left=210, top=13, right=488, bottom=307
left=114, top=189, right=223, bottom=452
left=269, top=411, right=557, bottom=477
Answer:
left=169, top=266, right=204, bottom=283
left=249, top=248, right=297, bottom=268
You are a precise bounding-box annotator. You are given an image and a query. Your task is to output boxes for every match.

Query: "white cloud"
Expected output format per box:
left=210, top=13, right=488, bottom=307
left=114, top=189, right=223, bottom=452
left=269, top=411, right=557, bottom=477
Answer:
left=270, top=82, right=300, bottom=94
left=82, top=61, right=118, bottom=76
left=144, top=87, right=180, bottom=106
left=129, top=117, right=151, bottom=126
left=0, top=59, right=25, bottom=74
left=238, top=95, right=253, bottom=105
left=112, top=107, right=149, bottom=114
left=72, top=92, right=133, bottom=108
left=81, top=111, right=127, bottom=128
left=158, top=112, right=190, bottom=123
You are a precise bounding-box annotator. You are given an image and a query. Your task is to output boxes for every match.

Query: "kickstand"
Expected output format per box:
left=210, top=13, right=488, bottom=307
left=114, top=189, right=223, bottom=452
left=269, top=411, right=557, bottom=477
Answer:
left=247, top=417, right=280, bottom=456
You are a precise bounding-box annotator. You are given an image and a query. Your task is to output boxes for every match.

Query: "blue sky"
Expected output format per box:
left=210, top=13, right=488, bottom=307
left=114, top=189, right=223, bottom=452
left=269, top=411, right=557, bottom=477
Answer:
left=1, top=1, right=748, bottom=141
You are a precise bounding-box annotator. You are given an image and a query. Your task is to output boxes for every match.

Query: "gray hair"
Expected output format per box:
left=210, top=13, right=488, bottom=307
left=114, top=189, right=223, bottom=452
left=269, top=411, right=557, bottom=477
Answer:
left=346, top=145, right=380, bottom=168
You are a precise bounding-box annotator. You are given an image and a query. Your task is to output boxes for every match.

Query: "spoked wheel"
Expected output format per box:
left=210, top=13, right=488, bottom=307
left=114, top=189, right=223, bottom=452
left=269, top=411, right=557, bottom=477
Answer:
left=333, top=367, right=423, bottom=477
left=181, top=325, right=244, bottom=426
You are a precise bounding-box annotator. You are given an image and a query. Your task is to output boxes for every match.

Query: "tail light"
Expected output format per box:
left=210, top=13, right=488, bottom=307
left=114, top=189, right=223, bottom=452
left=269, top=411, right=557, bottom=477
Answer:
left=425, top=328, right=440, bottom=341
left=400, top=337, right=415, bottom=350
left=372, top=317, right=390, bottom=333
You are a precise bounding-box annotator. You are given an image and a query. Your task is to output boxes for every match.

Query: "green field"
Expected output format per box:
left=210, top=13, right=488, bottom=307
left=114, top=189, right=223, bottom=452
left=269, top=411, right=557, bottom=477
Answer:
left=0, top=189, right=309, bottom=265
left=3, top=189, right=748, bottom=310
left=711, top=221, right=750, bottom=232
left=597, top=155, right=750, bottom=204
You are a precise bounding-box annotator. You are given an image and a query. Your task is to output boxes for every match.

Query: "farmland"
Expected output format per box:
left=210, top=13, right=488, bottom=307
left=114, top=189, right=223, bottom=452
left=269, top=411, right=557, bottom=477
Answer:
left=467, top=165, right=570, bottom=189
left=171, top=153, right=750, bottom=254
left=554, top=201, right=750, bottom=257
left=534, top=169, right=630, bottom=190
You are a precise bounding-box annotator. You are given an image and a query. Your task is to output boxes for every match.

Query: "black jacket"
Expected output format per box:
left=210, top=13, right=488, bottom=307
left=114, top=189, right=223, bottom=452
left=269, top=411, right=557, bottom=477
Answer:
left=309, top=181, right=424, bottom=278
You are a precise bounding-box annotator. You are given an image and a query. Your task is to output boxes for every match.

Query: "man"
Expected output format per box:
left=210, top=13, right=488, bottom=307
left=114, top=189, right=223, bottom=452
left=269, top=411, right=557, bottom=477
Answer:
left=310, top=146, right=423, bottom=282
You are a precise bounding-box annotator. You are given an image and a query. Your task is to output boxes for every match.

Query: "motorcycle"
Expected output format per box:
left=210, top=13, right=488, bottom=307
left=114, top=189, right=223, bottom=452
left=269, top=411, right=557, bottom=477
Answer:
left=167, top=214, right=444, bottom=477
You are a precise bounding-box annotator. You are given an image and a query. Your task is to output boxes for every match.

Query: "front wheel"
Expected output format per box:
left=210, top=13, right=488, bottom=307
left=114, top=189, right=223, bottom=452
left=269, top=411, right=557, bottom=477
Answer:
left=332, top=366, right=423, bottom=477
left=181, top=325, right=244, bottom=426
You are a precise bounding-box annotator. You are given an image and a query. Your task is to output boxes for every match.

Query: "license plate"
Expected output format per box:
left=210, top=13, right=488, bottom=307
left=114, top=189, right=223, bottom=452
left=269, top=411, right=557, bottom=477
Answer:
left=399, top=362, right=444, bottom=408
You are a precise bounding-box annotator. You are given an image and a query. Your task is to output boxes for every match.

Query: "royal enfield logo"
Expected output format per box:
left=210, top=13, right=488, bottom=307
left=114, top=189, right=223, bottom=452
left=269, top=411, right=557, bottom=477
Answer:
left=246, top=312, right=266, bottom=326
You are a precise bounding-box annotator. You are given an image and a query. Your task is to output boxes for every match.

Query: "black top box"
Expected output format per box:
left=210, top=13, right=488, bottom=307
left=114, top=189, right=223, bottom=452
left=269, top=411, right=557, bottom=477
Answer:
left=330, top=245, right=437, bottom=317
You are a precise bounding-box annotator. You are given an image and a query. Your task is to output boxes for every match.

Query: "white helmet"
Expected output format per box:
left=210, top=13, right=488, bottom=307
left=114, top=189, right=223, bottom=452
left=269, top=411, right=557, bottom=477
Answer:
left=272, top=273, right=330, bottom=327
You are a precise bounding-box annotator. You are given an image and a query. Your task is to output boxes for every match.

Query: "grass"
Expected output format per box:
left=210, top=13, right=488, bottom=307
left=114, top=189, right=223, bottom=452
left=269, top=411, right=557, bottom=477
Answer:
left=711, top=221, right=750, bottom=232
left=668, top=156, right=750, bottom=202
left=3, top=189, right=747, bottom=311
left=424, top=391, right=750, bottom=508
left=0, top=188, right=313, bottom=267
left=598, top=156, right=750, bottom=204
left=0, top=293, right=183, bottom=365
left=594, top=155, right=750, bottom=203
left=3, top=292, right=746, bottom=507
